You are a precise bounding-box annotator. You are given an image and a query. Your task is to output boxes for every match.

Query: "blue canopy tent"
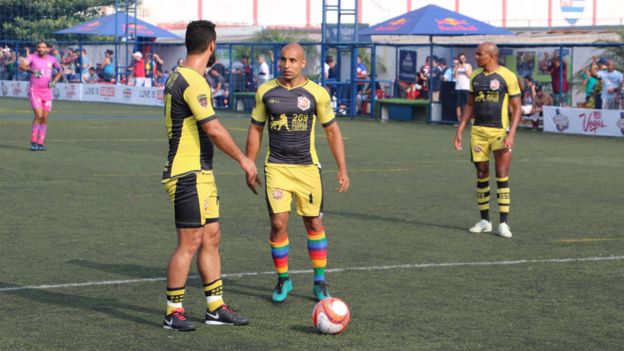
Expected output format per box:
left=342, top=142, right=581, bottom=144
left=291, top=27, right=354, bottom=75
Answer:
left=56, top=13, right=180, bottom=38
left=358, top=4, right=514, bottom=121
left=56, top=13, right=180, bottom=83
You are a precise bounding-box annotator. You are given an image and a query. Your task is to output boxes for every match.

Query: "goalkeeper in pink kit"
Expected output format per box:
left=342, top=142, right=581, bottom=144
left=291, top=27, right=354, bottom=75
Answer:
left=19, top=41, right=62, bottom=151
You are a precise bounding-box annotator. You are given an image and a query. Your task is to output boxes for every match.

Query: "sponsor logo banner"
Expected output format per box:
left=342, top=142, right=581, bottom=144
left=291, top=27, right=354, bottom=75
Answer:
left=544, top=106, right=623, bottom=137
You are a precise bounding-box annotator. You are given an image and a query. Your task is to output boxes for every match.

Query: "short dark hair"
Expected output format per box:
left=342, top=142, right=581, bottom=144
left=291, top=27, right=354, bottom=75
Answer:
left=438, top=58, right=446, bottom=65
left=36, top=40, right=49, bottom=48
left=326, top=55, right=334, bottom=64
left=185, top=20, right=217, bottom=55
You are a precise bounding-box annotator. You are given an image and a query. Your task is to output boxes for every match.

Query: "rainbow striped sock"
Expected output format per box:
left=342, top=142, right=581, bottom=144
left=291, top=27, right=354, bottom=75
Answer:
left=307, top=229, right=327, bottom=282
left=270, top=237, right=289, bottom=278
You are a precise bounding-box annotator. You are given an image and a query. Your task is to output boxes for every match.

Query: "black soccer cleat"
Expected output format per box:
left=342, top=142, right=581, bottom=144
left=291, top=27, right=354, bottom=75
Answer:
left=163, top=308, right=196, bottom=331
left=205, top=304, right=249, bottom=326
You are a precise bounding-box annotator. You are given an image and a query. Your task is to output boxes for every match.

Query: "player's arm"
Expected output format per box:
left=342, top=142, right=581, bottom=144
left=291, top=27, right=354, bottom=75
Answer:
left=324, top=122, right=349, bottom=192
left=504, top=74, right=523, bottom=150
left=246, top=124, right=264, bottom=162
left=51, top=60, right=62, bottom=86
left=454, top=94, right=474, bottom=151
left=317, top=88, right=349, bottom=192
left=504, top=96, right=522, bottom=150
left=246, top=90, right=268, bottom=162
left=185, top=83, right=259, bottom=193
left=18, top=57, right=35, bottom=75
left=201, top=119, right=260, bottom=194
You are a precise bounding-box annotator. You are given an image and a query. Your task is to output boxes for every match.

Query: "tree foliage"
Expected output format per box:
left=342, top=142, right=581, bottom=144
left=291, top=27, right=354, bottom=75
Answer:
left=0, top=0, right=116, bottom=41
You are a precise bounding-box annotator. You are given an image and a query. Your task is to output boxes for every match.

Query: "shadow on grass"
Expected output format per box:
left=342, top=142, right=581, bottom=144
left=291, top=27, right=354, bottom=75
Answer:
left=0, top=281, right=161, bottom=328
left=0, top=143, right=30, bottom=151
left=327, top=210, right=466, bottom=231
left=289, top=324, right=319, bottom=335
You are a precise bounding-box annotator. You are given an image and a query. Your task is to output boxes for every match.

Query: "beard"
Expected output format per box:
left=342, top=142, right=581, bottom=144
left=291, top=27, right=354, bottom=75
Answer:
left=207, top=53, right=216, bottom=68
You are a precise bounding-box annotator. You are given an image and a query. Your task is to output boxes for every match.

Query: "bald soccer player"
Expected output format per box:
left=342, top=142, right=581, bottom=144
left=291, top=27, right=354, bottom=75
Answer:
left=246, top=43, right=350, bottom=303
left=453, top=42, right=522, bottom=238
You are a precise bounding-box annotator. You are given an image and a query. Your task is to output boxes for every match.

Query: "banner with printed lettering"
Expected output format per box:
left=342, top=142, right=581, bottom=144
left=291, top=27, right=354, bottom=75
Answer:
left=0, top=81, right=165, bottom=107
left=543, top=106, right=624, bottom=137
left=398, top=50, right=418, bottom=82
left=0, top=80, right=29, bottom=98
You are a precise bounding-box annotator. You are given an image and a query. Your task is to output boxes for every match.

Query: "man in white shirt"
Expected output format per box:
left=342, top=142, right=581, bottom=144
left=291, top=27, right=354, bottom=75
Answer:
left=257, top=54, right=270, bottom=84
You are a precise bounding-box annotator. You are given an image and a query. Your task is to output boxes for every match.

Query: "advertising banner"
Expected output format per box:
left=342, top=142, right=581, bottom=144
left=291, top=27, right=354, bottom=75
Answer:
left=544, top=106, right=624, bottom=137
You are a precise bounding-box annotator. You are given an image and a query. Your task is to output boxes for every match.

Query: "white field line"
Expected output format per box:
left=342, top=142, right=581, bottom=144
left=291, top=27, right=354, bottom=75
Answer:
left=1, top=255, right=623, bottom=293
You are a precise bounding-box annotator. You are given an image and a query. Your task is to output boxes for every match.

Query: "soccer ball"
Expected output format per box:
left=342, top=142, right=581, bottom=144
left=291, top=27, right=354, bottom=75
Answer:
left=312, top=297, right=350, bottom=334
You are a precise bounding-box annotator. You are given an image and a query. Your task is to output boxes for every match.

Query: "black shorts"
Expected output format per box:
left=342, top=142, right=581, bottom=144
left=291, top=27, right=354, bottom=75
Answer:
left=163, top=171, right=219, bottom=228
left=456, top=90, right=469, bottom=108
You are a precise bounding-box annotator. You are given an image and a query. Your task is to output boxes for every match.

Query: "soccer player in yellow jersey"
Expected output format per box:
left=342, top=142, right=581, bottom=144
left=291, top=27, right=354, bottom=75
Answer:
left=246, top=43, right=349, bottom=303
left=161, top=20, right=259, bottom=331
left=453, top=42, right=522, bottom=238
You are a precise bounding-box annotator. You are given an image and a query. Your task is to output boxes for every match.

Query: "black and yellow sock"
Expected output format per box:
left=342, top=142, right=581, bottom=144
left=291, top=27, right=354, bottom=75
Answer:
left=497, top=177, right=510, bottom=223
left=166, top=286, right=185, bottom=315
left=203, top=279, right=225, bottom=312
left=477, top=177, right=491, bottom=221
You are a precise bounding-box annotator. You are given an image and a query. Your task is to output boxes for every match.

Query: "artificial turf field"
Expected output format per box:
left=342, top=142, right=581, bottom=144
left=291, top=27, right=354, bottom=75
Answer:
left=1, top=97, right=623, bottom=350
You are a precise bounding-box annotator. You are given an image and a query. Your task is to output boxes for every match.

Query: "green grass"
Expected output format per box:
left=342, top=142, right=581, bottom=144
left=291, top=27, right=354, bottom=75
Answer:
left=1, top=97, right=623, bottom=350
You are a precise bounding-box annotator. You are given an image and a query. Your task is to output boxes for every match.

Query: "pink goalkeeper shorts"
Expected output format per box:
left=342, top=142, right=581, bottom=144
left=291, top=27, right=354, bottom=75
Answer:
left=29, top=88, right=53, bottom=112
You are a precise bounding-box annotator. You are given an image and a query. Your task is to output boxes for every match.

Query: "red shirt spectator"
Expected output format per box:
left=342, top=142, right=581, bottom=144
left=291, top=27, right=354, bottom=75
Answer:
left=132, top=52, right=146, bottom=78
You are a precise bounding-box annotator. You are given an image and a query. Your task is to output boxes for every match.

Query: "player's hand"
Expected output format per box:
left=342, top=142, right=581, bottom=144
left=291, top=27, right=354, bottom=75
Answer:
left=336, top=170, right=350, bottom=192
left=240, top=157, right=260, bottom=194
left=503, top=134, right=515, bottom=152
left=454, top=134, right=463, bottom=151
left=48, top=80, right=56, bottom=88
left=33, top=70, right=42, bottom=78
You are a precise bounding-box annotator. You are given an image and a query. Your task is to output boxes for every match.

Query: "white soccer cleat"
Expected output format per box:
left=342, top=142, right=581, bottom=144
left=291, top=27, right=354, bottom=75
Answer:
left=497, top=223, right=513, bottom=238
left=468, top=219, right=492, bottom=233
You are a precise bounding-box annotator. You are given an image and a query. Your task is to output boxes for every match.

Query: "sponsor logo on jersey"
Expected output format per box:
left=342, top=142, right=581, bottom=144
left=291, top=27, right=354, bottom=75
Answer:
left=270, top=114, right=290, bottom=131
left=489, top=79, right=500, bottom=90
left=197, top=94, right=208, bottom=107
left=297, top=96, right=310, bottom=111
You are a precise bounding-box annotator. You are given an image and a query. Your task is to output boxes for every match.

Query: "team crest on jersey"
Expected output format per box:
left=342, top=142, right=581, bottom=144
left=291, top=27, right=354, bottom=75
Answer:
left=197, top=94, right=208, bottom=107
left=272, top=189, right=283, bottom=200
left=297, top=96, right=310, bottom=111
left=489, top=79, right=500, bottom=90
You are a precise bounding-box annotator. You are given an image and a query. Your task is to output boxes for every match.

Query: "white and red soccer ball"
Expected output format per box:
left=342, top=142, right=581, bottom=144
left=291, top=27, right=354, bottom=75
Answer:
left=312, top=297, right=350, bottom=334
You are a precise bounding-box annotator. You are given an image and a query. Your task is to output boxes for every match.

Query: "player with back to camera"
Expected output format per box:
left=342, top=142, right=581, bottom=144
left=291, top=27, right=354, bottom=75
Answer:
left=246, top=43, right=350, bottom=303
left=161, top=20, right=260, bottom=331
left=453, top=42, right=522, bottom=238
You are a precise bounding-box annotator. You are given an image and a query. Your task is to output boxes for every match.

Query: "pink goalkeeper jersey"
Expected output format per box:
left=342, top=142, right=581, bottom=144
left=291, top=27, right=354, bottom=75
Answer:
left=26, top=54, right=61, bottom=90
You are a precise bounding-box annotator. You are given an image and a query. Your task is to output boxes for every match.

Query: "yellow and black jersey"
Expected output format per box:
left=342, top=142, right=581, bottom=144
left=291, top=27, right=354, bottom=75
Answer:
left=251, top=79, right=336, bottom=165
left=162, top=66, right=217, bottom=181
left=470, top=66, right=521, bottom=130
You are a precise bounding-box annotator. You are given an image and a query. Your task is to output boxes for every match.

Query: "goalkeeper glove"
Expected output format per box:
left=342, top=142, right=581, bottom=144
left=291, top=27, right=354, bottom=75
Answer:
left=48, top=80, right=56, bottom=88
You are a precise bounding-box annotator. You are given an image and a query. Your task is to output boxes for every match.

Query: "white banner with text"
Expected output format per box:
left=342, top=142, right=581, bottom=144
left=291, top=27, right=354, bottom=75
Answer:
left=0, top=80, right=164, bottom=107
left=543, top=106, right=624, bottom=137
